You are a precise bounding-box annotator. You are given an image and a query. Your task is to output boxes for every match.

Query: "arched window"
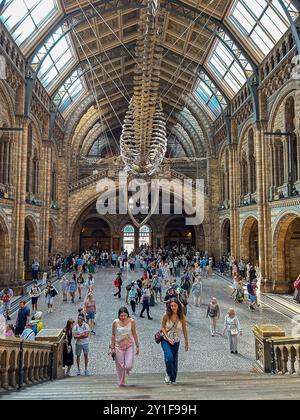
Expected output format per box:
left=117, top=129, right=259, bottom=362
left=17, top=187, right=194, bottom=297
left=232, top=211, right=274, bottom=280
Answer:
left=139, top=225, right=151, bottom=247
left=285, top=97, right=298, bottom=183
left=241, top=151, right=248, bottom=196
left=248, top=129, right=256, bottom=194
left=123, top=225, right=135, bottom=253
left=0, top=124, right=12, bottom=185
left=32, top=149, right=39, bottom=194
left=51, top=163, right=57, bottom=202
left=26, top=125, right=33, bottom=193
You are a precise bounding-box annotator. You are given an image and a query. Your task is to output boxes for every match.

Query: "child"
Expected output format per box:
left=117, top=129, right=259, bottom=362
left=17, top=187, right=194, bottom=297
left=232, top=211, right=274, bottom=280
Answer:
left=5, top=323, right=14, bottom=337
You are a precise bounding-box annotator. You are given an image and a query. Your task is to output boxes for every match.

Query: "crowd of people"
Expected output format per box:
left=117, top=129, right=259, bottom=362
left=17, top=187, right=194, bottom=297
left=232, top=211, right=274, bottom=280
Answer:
left=1, top=245, right=300, bottom=388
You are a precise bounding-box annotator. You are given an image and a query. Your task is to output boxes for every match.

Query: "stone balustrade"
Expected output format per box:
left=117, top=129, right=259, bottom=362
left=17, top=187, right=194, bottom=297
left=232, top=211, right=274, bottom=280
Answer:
left=253, top=324, right=300, bottom=375
left=69, top=170, right=109, bottom=194
left=0, top=329, right=64, bottom=393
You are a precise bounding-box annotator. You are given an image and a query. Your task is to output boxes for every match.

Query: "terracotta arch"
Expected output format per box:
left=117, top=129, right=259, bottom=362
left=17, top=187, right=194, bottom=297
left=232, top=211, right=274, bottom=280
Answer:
left=273, top=213, right=300, bottom=293
left=240, top=217, right=259, bottom=265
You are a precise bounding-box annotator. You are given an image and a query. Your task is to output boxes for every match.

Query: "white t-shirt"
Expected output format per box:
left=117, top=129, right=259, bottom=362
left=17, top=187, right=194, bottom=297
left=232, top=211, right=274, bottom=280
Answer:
left=73, top=322, right=90, bottom=345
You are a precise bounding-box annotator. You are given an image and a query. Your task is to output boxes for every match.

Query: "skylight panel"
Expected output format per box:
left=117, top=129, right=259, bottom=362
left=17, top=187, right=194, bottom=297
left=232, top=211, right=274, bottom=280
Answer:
left=54, top=70, right=85, bottom=112
left=228, top=0, right=298, bottom=57
left=195, top=80, right=224, bottom=118
left=207, top=39, right=247, bottom=97
left=0, top=0, right=59, bottom=48
left=35, top=32, right=76, bottom=90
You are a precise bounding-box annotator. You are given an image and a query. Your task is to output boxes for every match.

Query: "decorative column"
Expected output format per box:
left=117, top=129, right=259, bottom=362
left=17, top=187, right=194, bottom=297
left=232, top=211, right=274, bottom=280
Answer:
left=228, top=142, right=239, bottom=259
left=12, top=116, right=29, bottom=283
left=134, top=227, right=139, bottom=251
left=40, top=143, right=52, bottom=269
left=254, top=121, right=272, bottom=290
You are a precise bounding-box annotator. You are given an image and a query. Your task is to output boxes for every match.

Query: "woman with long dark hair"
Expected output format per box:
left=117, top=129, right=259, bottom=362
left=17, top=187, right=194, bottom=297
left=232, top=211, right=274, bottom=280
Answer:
left=161, top=298, right=188, bottom=385
left=63, top=319, right=74, bottom=376
left=111, top=307, right=140, bottom=387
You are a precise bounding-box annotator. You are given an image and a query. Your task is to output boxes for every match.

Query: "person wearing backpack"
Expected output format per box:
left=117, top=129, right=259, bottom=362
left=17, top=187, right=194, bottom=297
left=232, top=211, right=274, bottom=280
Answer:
left=247, top=280, right=258, bottom=311
left=206, top=297, right=220, bottom=336
left=45, top=280, right=58, bottom=313
left=31, top=311, right=45, bottom=335
left=29, top=281, right=41, bottom=313
left=114, top=273, right=122, bottom=299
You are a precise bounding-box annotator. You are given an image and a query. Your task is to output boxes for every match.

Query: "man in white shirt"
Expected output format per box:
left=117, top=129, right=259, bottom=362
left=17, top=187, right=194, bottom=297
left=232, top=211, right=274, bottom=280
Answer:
left=73, top=316, right=90, bottom=376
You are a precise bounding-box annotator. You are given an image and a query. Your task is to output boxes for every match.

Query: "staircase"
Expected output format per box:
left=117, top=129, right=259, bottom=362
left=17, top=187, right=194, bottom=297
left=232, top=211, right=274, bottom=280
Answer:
left=2, top=372, right=300, bottom=400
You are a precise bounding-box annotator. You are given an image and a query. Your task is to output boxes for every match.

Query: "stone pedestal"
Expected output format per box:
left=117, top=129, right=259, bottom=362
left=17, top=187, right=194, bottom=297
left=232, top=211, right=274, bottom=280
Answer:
left=253, top=324, right=285, bottom=373
left=36, top=328, right=64, bottom=379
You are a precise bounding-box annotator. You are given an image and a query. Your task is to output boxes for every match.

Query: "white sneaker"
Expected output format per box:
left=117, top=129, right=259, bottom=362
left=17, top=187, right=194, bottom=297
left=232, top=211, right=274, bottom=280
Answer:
left=50, top=308, right=53, bottom=313
left=165, top=374, right=171, bottom=384
left=171, top=381, right=177, bottom=385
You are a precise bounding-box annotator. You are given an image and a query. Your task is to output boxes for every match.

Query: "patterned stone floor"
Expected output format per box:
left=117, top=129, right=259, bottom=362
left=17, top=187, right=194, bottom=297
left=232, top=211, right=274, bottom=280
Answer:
left=14, top=268, right=294, bottom=377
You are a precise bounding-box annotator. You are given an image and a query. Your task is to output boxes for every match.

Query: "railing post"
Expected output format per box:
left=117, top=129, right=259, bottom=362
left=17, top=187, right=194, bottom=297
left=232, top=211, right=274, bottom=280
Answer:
left=17, top=341, right=24, bottom=390
left=270, top=339, right=276, bottom=374
left=49, top=349, right=54, bottom=381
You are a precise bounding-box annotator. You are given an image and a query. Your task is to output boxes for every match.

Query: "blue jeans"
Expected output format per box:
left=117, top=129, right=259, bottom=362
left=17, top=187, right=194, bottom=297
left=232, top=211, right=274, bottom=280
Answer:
left=161, top=339, right=180, bottom=383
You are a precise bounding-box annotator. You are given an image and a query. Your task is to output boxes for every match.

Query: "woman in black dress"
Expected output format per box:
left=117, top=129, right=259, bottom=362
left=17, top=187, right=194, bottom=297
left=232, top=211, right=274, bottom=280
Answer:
left=63, top=319, right=74, bottom=376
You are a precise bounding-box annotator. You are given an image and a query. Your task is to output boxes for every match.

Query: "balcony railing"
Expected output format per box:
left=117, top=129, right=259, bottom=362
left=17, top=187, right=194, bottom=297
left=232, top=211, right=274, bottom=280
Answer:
left=0, top=329, right=64, bottom=393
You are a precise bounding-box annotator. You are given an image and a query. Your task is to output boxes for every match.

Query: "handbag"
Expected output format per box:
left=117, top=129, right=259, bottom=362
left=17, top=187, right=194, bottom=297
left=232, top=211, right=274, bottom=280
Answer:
left=230, top=328, right=239, bottom=335
left=154, top=330, right=164, bottom=344
left=154, top=320, right=178, bottom=344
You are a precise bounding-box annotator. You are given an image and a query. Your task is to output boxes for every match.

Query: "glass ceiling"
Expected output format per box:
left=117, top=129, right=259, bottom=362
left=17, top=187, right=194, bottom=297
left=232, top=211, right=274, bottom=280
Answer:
left=31, top=27, right=76, bottom=91
left=207, top=38, right=252, bottom=98
left=1, top=0, right=297, bottom=114
left=53, top=70, right=85, bottom=113
left=195, top=79, right=226, bottom=118
left=1, top=0, right=58, bottom=48
left=228, top=0, right=297, bottom=57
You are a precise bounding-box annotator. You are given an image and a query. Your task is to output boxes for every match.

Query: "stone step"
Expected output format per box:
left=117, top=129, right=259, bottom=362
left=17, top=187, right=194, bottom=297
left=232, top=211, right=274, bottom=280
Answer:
left=2, top=372, right=300, bottom=400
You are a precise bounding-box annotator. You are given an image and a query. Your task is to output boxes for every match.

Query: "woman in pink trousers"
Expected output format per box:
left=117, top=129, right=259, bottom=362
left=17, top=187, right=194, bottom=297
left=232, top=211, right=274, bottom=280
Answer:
left=111, top=307, right=140, bottom=386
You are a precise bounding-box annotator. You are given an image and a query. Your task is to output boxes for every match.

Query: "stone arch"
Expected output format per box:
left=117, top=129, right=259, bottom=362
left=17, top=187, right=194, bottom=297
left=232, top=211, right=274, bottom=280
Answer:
left=240, top=216, right=259, bottom=265
left=269, top=81, right=299, bottom=132
left=0, top=211, right=11, bottom=286
left=79, top=217, right=112, bottom=252
left=273, top=212, right=300, bottom=293
left=163, top=216, right=196, bottom=247
left=220, top=218, right=231, bottom=257
left=24, top=216, right=39, bottom=278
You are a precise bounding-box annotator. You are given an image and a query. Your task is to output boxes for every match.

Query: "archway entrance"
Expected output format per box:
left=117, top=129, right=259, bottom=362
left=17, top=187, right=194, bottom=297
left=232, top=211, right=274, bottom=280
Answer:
left=80, top=218, right=111, bottom=251
left=139, top=225, right=152, bottom=247
left=274, top=215, right=300, bottom=292
left=24, top=218, right=38, bottom=280
left=241, top=218, right=259, bottom=265
left=164, top=217, right=196, bottom=247
left=0, top=217, right=10, bottom=286
left=123, top=225, right=135, bottom=253
left=221, top=219, right=231, bottom=256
